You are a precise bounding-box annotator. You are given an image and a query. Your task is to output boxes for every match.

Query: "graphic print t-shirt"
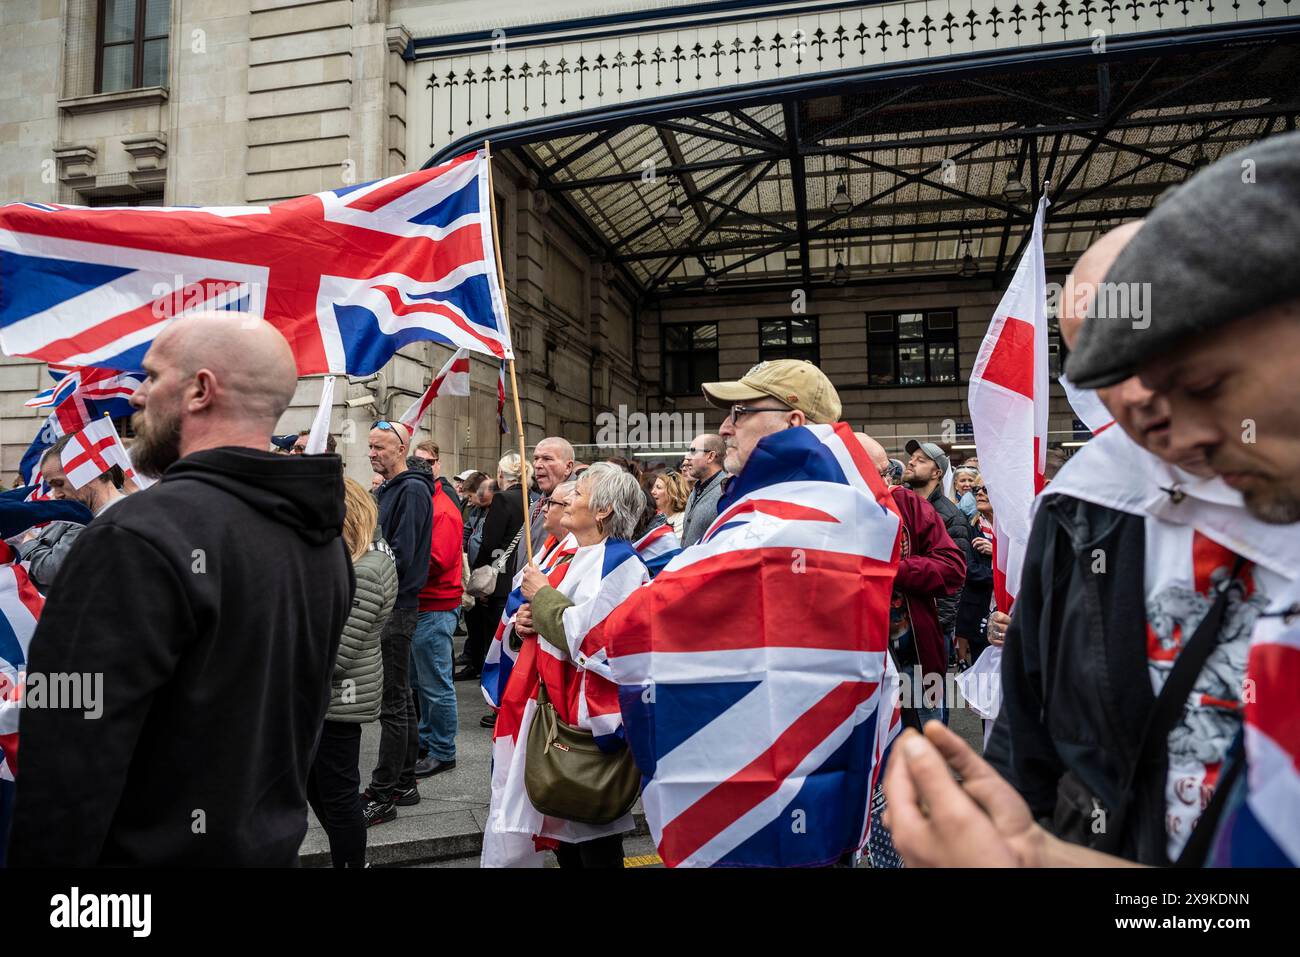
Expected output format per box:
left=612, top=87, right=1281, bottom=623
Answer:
left=1144, top=524, right=1280, bottom=860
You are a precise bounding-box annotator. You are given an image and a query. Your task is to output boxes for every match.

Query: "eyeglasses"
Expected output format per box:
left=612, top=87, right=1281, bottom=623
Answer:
left=541, top=498, right=569, bottom=511
left=972, top=485, right=988, bottom=494
left=727, top=404, right=791, bottom=424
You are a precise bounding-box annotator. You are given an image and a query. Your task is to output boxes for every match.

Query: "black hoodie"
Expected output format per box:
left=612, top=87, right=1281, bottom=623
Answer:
left=8, top=447, right=354, bottom=867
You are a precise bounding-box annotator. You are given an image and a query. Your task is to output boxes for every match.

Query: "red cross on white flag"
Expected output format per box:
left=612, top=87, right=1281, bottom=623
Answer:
left=60, top=417, right=134, bottom=490
left=397, top=347, right=472, bottom=431
left=968, top=195, right=1051, bottom=611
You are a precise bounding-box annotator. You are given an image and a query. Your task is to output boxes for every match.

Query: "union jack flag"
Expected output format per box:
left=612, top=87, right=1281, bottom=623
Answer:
left=602, top=423, right=903, bottom=867
left=0, top=150, right=513, bottom=376
left=25, top=364, right=143, bottom=410
left=633, top=520, right=681, bottom=578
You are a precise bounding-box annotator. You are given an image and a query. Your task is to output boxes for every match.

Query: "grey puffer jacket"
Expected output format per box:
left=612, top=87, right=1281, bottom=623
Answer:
left=328, top=534, right=397, bottom=722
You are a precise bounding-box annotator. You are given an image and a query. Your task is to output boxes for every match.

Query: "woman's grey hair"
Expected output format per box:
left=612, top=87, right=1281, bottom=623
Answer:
left=579, top=462, right=644, bottom=540
left=549, top=479, right=578, bottom=502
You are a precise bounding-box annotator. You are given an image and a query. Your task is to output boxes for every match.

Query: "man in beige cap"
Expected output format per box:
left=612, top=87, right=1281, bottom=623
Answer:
left=703, top=359, right=842, bottom=475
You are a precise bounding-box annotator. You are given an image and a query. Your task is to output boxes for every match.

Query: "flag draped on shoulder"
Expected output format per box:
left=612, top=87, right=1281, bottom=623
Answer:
left=597, top=422, right=901, bottom=867
left=481, top=536, right=648, bottom=867
left=968, top=194, right=1051, bottom=611
left=1217, top=590, right=1300, bottom=866
left=480, top=532, right=577, bottom=714
left=0, top=495, right=91, bottom=783
left=633, top=520, right=681, bottom=578
left=397, top=347, right=471, bottom=431
left=0, top=149, right=513, bottom=376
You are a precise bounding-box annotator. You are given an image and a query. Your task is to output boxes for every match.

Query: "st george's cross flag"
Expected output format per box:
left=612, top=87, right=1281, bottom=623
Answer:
left=397, top=347, right=471, bottom=431
left=0, top=150, right=513, bottom=376
left=60, top=418, right=133, bottom=489
left=599, top=423, right=902, bottom=867
left=968, top=195, right=1051, bottom=612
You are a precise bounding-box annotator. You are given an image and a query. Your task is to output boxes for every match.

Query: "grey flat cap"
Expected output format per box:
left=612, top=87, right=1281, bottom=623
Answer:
left=1066, top=130, right=1300, bottom=389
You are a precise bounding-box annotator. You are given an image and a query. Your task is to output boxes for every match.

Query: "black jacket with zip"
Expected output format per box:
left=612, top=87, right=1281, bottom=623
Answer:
left=926, top=486, right=973, bottom=632
left=376, top=467, right=435, bottom=610
left=9, top=447, right=353, bottom=866
left=985, top=492, right=1170, bottom=865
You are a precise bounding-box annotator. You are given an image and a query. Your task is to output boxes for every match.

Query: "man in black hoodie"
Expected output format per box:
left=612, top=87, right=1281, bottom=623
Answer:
left=8, top=314, right=353, bottom=866
left=362, top=419, right=434, bottom=825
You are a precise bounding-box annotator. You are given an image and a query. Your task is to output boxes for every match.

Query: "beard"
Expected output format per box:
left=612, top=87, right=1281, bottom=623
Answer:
left=905, top=473, right=927, bottom=490
left=130, top=407, right=183, bottom=478
left=1243, top=485, right=1300, bottom=525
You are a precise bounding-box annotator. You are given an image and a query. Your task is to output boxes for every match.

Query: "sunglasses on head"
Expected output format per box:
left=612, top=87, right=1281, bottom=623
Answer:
left=372, top=420, right=408, bottom=441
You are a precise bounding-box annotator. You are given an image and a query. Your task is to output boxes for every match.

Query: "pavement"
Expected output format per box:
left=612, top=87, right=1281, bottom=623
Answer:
left=297, top=630, right=985, bottom=868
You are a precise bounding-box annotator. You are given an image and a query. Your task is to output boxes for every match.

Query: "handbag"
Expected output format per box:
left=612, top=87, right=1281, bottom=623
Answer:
left=459, top=553, right=475, bottom=611
left=524, top=681, right=641, bottom=826
left=466, top=525, right=524, bottom=599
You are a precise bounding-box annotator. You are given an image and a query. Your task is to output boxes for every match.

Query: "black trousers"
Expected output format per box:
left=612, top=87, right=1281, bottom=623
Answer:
left=465, top=597, right=505, bottom=672
left=554, top=835, right=625, bottom=869
left=307, top=721, right=366, bottom=867
left=370, top=606, right=419, bottom=801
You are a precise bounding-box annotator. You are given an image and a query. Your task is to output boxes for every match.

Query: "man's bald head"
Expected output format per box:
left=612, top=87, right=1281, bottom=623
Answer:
left=131, top=313, right=299, bottom=476
left=1059, top=221, right=1144, bottom=350
left=151, top=314, right=298, bottom=422
left=854, top=432, right=891, bottom=473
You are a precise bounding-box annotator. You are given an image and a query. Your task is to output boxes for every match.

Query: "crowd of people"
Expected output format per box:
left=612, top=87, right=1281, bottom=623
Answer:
left=0, top=131, right=1295, bottom=870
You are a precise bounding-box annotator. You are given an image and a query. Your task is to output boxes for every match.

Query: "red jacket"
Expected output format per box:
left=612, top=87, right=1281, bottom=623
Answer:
left=418, top=483, right=465, bottom=612
left=889, top=486, right=966, bottom=679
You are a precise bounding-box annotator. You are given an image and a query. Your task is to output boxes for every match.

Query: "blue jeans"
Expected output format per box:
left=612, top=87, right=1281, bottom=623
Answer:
left=411, top=609, right=459, bottom=761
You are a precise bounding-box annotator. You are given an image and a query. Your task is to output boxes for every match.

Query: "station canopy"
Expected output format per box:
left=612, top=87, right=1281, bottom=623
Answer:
left=493, top=37, right=1299, bottom=298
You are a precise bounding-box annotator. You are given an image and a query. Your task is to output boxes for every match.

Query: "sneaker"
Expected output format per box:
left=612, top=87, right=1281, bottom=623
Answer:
left=480, top=713, right=497, bottom=729
left=454, top=665, right=481, bottom=682
left=393, top=783, right=421, bottom=807
left=361, top=795, right=396, bottom=827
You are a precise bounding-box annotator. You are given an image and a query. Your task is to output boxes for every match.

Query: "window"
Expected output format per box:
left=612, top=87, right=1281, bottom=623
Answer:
left=81, top=190, right=163, bottom=207
left=662, top=322, right=718, bottom=395
left=96, top=0, right=169, bottom=94
left=867, top=311, right=959, bottom=386
left=758, top=317, right=818, bottom=363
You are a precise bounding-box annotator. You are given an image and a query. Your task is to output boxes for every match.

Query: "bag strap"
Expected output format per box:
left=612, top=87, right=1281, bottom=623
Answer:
left=493, top=525, right=525, bottom=570
left=1099, top=555, right=1247, bottom=855
left=1174, top=728, right=1244, bottom=868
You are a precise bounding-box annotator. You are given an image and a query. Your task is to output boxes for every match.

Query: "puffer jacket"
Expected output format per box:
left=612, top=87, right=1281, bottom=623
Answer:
left=328, top=533, right=397, bottom=722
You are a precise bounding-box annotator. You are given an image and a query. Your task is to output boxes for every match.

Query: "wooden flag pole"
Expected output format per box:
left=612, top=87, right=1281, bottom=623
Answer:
left=483, top=139, right=534, bottom=566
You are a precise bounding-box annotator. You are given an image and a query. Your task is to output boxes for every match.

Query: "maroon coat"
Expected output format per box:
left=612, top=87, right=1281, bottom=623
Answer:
left=889, top=486, right=966, bottom=679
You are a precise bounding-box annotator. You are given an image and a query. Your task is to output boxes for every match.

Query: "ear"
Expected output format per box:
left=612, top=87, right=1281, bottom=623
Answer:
left=187, top=368, right=218, bottom=413
left=788, top=410, right=807, bottom=428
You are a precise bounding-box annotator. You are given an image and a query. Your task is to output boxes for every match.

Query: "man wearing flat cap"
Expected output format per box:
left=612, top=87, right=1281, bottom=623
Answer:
left=883, top=131, right=1300, bottom=869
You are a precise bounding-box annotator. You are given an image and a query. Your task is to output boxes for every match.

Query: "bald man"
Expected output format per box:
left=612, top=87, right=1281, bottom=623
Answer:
left=9, top=314, right=354, bottom=866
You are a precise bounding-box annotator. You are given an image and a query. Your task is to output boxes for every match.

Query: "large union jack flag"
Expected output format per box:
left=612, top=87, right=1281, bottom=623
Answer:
left=601, top=423, right=903, bottom=867
left=0, top=149, right=512, bottom=376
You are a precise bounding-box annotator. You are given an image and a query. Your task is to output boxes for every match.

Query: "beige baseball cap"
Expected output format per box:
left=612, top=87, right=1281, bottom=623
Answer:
left=702, top=359, right=842, bottom=425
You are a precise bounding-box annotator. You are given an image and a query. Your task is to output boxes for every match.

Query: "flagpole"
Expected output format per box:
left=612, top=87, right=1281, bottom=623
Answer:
left=483, top=139, right=534, bottom=566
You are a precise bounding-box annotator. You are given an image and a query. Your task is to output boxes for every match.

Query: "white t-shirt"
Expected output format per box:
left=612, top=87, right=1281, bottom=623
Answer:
left=1143, top=521, right=1281, bottom=860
